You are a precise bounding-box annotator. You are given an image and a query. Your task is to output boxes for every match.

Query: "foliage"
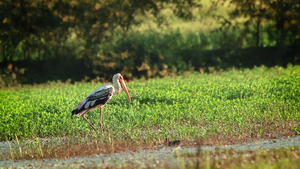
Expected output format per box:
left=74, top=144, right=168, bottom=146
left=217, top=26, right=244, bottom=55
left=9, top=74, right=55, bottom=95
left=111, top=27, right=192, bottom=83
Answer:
left=1, top=0, right=299, bottom=86
left=0, top=0, right=195, bottom=64
left=1, top=28, right=292, bottom=87
left=228, top=0, right=300, bottom=47
left=0, top=66, right=299, bottom=142
left=98, top=29, right=288, bottom=79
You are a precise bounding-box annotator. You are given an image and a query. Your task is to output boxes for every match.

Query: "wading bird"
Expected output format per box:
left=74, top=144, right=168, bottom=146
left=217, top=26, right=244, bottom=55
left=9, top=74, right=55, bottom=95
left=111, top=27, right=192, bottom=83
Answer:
left=72, top=73, right=131, bottom=132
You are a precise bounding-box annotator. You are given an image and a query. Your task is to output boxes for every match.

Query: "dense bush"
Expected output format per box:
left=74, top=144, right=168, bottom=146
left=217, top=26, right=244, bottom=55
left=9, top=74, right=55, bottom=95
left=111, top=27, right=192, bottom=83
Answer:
left=3, top=28, right=298, bottom=87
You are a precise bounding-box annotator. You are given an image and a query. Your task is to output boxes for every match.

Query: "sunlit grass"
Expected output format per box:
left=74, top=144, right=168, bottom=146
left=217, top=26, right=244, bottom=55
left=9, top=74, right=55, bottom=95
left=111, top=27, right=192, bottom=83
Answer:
left=1, top=66, right=299, bottom=141
left=0, top=65, right=299, bottom=160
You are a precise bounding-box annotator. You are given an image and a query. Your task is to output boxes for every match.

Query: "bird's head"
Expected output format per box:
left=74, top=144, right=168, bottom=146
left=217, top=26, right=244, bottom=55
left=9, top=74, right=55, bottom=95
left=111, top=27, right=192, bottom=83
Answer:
left=113, top=73, right=132, bottom=103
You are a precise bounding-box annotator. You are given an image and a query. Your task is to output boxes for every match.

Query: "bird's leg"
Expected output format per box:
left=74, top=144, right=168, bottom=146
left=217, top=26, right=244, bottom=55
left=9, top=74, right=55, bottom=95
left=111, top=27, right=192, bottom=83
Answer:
left=99, top=106, right=103, bottom=133
left=82, top=109, right=98, bottom=131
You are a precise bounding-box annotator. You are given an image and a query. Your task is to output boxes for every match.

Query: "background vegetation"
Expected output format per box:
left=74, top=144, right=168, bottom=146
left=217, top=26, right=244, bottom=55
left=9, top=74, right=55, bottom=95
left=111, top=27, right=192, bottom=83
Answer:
left=1, top=0, right=299, bottom=86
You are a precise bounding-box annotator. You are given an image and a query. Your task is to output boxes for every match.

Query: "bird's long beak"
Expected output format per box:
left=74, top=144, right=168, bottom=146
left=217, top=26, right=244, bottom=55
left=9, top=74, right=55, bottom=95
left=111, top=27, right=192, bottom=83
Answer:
left=120, top=79, right=131, bottom=103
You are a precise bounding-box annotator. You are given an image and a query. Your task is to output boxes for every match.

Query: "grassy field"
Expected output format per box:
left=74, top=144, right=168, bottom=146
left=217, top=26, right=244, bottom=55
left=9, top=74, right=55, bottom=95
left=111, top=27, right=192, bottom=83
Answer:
left=0, top=65, right=300, bottom=161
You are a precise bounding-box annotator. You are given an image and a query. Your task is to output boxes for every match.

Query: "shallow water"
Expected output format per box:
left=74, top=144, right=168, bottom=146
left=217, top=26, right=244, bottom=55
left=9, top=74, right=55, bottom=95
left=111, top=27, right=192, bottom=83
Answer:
left=1, top=136, right=300, bottom=168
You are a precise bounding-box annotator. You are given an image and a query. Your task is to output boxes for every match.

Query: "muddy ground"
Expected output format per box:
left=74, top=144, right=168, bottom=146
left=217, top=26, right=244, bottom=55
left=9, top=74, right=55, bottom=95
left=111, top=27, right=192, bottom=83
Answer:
left=1, top=136, right=300, bottom=168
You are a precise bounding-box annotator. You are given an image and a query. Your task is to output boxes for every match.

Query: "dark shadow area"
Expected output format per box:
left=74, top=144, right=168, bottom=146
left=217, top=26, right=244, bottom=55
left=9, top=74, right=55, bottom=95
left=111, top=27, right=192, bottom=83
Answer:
left=0, top=58, right=86, bottom=86
left=1, top=44, right=300, bottom=87
left=187, top=46, right=300, bottom=72
left=1, top=45, right=299, bottom=87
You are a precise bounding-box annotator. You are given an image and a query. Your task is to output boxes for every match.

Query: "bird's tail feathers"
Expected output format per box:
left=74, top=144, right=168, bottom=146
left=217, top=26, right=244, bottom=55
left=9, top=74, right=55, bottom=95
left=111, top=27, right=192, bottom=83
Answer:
left=72, top=109, right=79, bottom=116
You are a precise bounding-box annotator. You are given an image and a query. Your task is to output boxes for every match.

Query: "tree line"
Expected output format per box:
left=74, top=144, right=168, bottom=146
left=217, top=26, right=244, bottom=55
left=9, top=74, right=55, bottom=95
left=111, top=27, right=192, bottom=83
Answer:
left=0, top=0, right=299, bottom=86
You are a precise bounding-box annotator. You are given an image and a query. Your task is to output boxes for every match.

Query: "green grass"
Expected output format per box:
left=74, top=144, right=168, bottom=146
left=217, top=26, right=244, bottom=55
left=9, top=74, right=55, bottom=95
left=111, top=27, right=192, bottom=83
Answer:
left=1, top=65, right=300, bottom=143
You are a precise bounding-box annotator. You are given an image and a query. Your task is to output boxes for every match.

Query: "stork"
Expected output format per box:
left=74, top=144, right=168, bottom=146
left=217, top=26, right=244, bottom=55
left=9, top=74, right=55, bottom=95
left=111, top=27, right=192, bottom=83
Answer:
left=72, top=73, right=131, bottom=132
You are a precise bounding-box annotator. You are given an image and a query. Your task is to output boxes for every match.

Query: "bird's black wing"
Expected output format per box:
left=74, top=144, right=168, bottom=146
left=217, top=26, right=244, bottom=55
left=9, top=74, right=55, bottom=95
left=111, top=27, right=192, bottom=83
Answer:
left=86, top=86, right=114, bottom=105
left=72, top=86, right=114, bottom=116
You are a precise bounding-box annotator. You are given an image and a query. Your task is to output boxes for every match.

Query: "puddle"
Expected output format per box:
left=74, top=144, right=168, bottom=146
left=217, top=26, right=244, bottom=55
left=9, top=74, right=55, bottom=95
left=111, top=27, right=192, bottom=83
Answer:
left=1, top=136, right=300, bottom=168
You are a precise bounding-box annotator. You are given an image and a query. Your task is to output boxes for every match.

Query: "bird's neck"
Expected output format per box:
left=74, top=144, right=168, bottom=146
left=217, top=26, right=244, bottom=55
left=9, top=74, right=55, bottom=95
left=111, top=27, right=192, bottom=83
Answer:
left=113, top=78, right=122, bottom=95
